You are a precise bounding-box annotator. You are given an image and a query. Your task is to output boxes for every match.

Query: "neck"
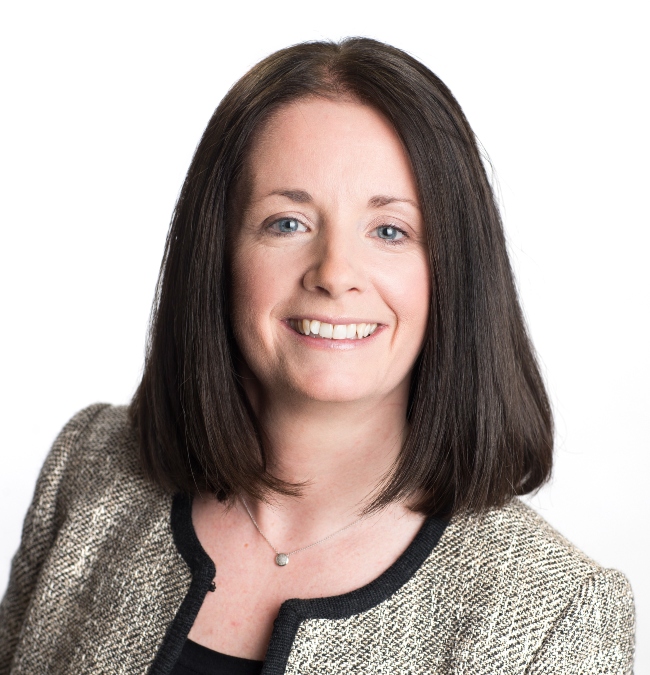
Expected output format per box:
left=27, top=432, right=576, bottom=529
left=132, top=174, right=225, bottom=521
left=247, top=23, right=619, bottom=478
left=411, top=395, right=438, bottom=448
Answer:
left=250, top=387, right=410, bottom=530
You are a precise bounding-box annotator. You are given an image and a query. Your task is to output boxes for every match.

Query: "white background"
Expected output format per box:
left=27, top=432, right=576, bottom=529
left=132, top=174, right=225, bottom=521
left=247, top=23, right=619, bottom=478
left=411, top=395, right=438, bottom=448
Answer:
left=1, top=0, right=648, bottom=669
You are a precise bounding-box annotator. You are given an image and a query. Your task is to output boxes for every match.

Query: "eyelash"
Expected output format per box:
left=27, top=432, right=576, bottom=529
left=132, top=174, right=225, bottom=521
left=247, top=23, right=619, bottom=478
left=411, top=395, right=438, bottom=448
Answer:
left=265, top=217, right=410, bottom=245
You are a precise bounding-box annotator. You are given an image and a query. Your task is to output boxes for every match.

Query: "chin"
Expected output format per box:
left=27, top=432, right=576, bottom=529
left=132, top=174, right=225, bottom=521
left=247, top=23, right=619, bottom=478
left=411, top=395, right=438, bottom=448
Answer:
left=288, top=377, right=379, bottom=404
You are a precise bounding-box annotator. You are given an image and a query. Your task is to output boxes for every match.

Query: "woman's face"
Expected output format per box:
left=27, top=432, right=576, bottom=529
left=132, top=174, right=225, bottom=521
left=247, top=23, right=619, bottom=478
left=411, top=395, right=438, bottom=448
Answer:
left=230, top=97, right=430, bottom=408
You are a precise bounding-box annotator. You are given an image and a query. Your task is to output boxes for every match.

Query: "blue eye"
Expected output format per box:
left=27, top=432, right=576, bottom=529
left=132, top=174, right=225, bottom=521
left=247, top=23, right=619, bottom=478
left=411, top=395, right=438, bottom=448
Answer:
left=270, top=217, right=304, bottom=234
left=376, top=225, right=405, bottom=241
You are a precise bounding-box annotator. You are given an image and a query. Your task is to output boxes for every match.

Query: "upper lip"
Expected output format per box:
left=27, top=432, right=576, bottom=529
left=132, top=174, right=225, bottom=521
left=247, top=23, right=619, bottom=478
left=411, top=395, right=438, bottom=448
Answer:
left=286, top=315, right=382, bottom=325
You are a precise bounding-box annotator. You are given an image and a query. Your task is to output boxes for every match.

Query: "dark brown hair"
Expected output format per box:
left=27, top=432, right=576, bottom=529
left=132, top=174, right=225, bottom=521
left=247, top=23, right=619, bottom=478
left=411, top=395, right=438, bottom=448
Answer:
left=130, top=37, right=553, bottom=517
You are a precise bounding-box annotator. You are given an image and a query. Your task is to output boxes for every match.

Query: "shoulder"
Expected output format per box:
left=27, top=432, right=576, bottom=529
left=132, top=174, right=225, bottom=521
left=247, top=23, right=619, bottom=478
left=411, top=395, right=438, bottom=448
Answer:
left=54, top=402, right=137, bottom=464
left=2, top=406, right=189, bottom=673
left=415, top=499, right=635, bottom=670
left=434, top=498, right=633, bottom=614
left=36, top=403, right=170, bottom=533
left=49, top=403, right=145, bottom=494
left=443, top=497, right=598, bottom=577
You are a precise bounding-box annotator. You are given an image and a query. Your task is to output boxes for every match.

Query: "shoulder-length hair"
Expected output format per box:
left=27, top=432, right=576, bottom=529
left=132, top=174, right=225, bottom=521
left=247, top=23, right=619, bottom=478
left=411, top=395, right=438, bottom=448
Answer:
left=130, top=37, right=553, bottom=517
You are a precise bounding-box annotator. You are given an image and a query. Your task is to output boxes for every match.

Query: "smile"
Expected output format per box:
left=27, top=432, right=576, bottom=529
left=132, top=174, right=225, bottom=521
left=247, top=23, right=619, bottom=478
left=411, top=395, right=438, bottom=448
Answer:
left=288, top=318, right=378, bottom=340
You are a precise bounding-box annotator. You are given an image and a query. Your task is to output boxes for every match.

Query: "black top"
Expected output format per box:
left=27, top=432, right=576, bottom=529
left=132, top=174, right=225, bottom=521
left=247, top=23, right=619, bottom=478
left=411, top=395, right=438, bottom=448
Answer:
left=170, top=639, right=263, bottom=675
left=150, top=494, right=448, bottom=675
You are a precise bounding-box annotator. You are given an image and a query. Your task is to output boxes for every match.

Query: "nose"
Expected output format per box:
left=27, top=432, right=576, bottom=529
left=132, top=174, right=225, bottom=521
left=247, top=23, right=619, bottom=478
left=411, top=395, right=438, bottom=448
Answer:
left=302, top=225, right=366, bottom=299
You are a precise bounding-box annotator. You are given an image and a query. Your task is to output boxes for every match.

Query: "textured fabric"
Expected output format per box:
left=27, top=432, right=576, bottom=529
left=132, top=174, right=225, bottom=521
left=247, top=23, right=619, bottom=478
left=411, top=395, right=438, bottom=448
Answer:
left=0, top=405, right=636, bottom=674
left=283, top=513, right=635, bottom=674
left=0, top=405, right=192, bottom=674
left=167, top=491, right=449, bottom=675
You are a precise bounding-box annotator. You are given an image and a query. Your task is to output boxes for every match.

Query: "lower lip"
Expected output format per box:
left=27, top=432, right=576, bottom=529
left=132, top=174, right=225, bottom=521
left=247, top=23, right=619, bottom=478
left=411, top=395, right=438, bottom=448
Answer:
left=283, top=322, right=382, bottom=350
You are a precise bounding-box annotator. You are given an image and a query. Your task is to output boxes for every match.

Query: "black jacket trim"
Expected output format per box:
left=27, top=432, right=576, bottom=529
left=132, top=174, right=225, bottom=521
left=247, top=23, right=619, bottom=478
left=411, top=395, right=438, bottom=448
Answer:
left=153, top=493, right=448, bottom=674
left=148, top=494, right=216, bottom=675
left=262, top=514, right=448, bottom=674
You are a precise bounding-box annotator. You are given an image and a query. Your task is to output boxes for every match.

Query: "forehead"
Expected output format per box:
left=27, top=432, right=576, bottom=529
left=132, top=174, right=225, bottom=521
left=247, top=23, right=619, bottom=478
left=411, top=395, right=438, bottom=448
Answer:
left=244, top=97, right=418, bottom=203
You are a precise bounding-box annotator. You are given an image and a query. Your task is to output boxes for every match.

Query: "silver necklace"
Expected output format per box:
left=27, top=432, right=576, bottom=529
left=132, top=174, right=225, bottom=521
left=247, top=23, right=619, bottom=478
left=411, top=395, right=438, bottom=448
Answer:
left=241, top=497, right=367, bottom=566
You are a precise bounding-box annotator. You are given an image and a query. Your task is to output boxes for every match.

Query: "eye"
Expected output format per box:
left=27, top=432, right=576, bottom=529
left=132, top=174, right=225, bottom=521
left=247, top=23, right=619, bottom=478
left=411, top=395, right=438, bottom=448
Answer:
left=268, top=217, right=307, bottom=234
left=373, top=224, right=406, bottom=242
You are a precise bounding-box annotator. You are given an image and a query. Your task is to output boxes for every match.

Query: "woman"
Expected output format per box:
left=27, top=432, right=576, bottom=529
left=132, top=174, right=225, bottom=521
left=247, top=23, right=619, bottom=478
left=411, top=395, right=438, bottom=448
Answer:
left=0, top=38, right=635, bottom=674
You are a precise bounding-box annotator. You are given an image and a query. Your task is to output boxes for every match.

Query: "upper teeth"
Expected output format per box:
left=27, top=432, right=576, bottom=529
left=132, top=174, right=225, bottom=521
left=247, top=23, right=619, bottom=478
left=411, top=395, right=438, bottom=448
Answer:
left=290, top=319, right=378, bottom=340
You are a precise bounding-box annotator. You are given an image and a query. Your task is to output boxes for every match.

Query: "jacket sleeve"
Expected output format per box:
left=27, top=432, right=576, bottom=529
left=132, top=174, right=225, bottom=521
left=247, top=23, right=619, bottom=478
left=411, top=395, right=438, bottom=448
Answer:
left=0, top=404, right=108, bottom=674
left=526, top=568, right=635, bottom=674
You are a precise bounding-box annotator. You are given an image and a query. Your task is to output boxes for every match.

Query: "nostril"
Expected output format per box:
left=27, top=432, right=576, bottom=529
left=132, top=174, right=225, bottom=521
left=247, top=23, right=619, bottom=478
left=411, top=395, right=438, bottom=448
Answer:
left=305, top=273, right=365, bottom=298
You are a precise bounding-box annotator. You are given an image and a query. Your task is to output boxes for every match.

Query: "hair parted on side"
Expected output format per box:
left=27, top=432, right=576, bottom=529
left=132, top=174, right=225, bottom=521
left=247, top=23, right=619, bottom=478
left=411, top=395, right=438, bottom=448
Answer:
left=129, top=37, right=553, bottom=517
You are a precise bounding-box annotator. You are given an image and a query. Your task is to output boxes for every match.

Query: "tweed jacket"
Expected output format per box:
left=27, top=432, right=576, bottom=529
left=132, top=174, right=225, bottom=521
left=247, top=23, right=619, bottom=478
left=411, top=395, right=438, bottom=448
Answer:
left=0, top=404, right=635, bottom=674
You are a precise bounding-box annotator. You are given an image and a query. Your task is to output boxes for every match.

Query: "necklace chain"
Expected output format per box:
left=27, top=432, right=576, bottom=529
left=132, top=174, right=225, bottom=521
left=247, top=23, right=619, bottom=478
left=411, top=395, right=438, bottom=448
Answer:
left=240, top=497, right=367, bottom=566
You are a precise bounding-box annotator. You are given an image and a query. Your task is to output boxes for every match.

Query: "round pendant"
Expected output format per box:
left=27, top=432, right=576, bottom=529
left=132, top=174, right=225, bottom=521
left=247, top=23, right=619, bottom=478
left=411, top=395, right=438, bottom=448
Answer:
left=275, top=553, right=289, bottom=566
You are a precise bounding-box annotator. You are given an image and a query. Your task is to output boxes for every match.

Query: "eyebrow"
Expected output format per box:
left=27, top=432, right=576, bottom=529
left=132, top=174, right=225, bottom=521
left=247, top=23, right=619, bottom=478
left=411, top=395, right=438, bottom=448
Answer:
left=268, top=189, right=313, bottom=203
left=264, top=189, right=420, bottom=210
left=368, top=194, right=420, bottom=210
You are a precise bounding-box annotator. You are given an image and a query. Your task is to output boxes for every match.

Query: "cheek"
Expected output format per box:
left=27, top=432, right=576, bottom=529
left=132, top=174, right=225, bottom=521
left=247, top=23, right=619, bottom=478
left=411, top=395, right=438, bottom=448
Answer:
left=229, top=243, right=294, bottom=349
left=231, top=247, right=267, bottom=341
left=377, top=251, right=431, bottom=339
left=231, top=254, right=266, bottom=319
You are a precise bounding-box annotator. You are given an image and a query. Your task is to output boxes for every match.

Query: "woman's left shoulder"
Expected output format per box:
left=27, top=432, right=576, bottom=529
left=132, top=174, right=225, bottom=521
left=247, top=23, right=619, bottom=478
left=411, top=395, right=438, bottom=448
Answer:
left=442, top=498, right=627, bottom=583
left=423, top=498, right=635, bottom=670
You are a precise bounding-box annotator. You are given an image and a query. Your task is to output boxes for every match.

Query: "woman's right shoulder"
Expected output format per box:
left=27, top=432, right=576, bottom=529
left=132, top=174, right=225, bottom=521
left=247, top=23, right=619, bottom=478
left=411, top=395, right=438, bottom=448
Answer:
left=40, top=403, right=164, bottom=513
left=0, top=405, right=186, bottom=674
